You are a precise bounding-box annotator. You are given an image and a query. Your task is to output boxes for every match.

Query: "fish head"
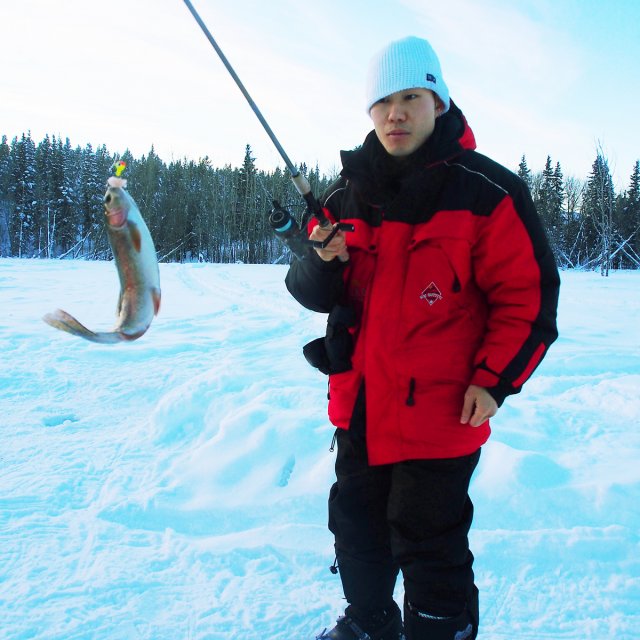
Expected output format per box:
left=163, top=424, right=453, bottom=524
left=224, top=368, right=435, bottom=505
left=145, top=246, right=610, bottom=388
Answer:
left=104, top=178, right=129, bottom=228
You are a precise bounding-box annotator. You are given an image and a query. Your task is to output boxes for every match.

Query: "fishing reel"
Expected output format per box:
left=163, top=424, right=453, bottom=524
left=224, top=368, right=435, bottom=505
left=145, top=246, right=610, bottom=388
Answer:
left=269, top=200, right=353, bottom=260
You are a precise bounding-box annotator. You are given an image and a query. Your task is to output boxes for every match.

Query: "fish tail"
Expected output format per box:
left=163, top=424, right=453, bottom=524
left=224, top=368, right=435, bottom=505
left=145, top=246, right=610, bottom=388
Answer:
left=43, top=309, right=124, bottom=344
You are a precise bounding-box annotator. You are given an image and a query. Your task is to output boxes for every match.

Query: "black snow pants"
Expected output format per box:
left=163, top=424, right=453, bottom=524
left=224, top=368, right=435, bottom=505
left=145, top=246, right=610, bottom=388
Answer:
left=328, top=420, right=480, bottom=639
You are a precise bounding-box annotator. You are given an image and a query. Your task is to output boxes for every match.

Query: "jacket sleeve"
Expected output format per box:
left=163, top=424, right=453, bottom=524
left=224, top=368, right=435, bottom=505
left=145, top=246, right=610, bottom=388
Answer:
left=469, top=183, right=560, bottom=406
left=285, top=241, right=346, bottom=313
left=285, top=181, right=348, bottom=313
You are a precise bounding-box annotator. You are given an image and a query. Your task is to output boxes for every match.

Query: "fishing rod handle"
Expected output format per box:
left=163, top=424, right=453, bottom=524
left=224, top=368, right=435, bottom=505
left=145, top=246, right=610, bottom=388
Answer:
left=312, top=220, right=351, bottom=262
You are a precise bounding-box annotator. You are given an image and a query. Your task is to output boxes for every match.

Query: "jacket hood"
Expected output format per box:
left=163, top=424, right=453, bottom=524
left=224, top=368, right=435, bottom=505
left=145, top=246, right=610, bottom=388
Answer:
left=337, top=100, right=476, bottom=209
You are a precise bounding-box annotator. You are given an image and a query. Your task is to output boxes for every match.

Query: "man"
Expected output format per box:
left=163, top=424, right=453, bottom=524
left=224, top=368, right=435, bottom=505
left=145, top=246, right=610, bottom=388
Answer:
left=285, top=36, right=560, bottom=640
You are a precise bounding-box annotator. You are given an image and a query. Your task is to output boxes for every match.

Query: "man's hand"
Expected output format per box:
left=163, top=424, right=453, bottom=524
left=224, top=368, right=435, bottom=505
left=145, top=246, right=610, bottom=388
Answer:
left=460, top=385, right=498, bottom=427
left=310, top=223, right=349, bottom=262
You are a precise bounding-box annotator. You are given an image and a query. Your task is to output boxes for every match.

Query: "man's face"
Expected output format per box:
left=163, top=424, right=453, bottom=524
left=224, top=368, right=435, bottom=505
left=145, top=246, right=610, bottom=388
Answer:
left=370, top=88, right=440, bottom=157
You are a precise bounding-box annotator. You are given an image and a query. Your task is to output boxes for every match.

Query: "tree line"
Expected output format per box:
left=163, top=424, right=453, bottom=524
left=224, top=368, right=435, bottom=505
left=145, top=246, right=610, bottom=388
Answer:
left=517, top=151, right=640, bottom=274
left=0, top=133, right=332, bottom=265
left=1, top=132, right=639, bottom=272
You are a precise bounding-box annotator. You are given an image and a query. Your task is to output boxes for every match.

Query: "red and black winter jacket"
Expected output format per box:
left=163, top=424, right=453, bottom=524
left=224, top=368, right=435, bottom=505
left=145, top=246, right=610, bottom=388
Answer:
left=286, top=102, right=560, bottom=464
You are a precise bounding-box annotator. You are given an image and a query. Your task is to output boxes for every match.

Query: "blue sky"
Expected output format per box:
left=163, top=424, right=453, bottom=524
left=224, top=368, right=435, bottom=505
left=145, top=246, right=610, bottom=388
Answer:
left=2, top=0, right=638, bottom=189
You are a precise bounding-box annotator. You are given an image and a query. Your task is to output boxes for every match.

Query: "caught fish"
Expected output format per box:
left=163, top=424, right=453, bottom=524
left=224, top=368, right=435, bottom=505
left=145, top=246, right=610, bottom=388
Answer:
left=43, top=176, right=161, bottom=343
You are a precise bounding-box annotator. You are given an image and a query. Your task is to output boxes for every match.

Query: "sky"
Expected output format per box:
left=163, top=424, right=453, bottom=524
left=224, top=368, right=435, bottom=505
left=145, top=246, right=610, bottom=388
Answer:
left=2, top=0, right=639, bottom=189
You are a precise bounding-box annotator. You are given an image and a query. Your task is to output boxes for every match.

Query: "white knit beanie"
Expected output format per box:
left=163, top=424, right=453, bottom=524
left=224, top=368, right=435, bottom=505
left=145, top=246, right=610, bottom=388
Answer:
left=365, top=36, right=450, bottom=114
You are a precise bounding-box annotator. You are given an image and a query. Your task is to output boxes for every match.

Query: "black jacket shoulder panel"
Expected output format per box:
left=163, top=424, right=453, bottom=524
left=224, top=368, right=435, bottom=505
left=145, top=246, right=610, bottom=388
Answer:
left=429, top=151, right=525, bottom=219
left=447, top=150, right=524, bottom=197
left=449, top=151, right=551, bottom=243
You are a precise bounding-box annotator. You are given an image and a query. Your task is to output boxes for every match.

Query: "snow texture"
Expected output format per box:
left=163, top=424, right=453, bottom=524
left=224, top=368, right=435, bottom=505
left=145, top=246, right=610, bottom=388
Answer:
left=0, top=258, right=638, bottom=639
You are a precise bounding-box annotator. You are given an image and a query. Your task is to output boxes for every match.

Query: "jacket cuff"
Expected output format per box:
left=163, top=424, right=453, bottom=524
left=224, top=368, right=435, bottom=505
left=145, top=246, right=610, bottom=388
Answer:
left=470, top=368, right=515, bottom=408
left=486, top=383, right=513, bottom=408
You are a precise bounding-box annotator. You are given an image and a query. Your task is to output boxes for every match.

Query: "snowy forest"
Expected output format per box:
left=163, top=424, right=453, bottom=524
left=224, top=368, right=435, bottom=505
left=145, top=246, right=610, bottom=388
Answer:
left=1, top=132, right=639, bottom=272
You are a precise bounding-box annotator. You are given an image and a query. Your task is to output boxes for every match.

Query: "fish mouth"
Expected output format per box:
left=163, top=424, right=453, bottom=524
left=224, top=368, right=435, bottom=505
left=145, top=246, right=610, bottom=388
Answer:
left=105, top=207, right=127, bottom=228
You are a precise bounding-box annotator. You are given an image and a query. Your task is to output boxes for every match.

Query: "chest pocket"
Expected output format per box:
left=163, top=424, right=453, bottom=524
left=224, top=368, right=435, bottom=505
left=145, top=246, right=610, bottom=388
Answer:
left=412, top=212, right=474, bottom=283
left=400, top=216, right=475, bottom=336
left=344, top=217, right=379, bottom=252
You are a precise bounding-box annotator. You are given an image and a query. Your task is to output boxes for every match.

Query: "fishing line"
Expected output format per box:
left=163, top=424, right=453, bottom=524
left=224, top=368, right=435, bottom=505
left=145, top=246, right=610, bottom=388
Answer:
left=181, top=0, right=353, bottom=259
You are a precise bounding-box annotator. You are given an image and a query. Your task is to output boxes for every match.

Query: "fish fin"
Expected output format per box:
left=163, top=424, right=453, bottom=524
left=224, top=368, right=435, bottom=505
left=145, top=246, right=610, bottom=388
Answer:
left=129, top=220, right=142, bottom=253
left=43, top=309, right=123, bottom=344
left=43, top=309, right=98, bottom=340
left=152, top=288, right=161, bottom=315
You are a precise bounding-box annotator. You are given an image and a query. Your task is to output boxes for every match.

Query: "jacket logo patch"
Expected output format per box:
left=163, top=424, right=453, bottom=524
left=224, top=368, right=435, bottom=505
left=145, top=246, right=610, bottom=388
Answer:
left=420, top=282, right=443, bottom=306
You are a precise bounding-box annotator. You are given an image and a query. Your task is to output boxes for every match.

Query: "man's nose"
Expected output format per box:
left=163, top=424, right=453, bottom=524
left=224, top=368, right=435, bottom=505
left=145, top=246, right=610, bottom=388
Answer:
left=387, top=103, right=406, bottom=121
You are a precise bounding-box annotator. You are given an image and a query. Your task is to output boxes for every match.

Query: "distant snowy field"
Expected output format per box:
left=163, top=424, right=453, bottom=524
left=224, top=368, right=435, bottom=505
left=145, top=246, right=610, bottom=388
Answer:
left=0, top=258, right=638, bottom=640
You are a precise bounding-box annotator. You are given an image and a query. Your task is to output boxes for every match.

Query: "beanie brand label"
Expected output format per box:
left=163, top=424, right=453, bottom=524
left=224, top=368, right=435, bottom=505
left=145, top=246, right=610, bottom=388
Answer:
left=426, top=74, right=436, bottom=83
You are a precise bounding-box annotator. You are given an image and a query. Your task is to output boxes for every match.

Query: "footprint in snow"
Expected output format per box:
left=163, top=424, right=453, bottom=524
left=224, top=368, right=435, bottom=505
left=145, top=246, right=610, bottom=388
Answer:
left=42, top=414, right=79, bottom=427
left=277, top=455, right=296, bottom=487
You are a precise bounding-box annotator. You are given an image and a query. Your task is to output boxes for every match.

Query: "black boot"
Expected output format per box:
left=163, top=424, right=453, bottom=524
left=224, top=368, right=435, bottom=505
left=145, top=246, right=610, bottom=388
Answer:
left=403, top=584, right=479, bottom=640
left=403, top=598, right=477, bottom=640
left=316, top=603, right=405, bottom=640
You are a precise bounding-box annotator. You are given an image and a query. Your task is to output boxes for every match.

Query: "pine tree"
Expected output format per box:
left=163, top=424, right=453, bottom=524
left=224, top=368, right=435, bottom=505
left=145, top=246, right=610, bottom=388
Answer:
left=0, top=135, right=12, bottom=256
left=629, top=162, right=640, bottom=262
left=132, top=146, right=164, bottom=229
left=182, top=159, right=202, bottom=262
left=235, top=144, right=257, bottom=262
left=155, top=159, right=189, bottom=262
left=44, top=137, right=81, bottom=256
left=34, top=135, right=56, bottom=257
left=517, top=155, right=532, bottom=191
left=583, top=151, right=616, bottom=275
left=0, top=135, right=10, bottom=194
left=78, top=143, right=105, bottom=258
left=191, top=156, right=216, bottom=262
left=535, top=156, right=564, bottom=259
left=9, top=133, right=38, bottom=257
left=215, top=163, right=237, bottom=262
left=630, top=160, right=640, bottom=204
left=613, top=160, right=640, bottom=268
left=550, top=161, right=565, bottom=257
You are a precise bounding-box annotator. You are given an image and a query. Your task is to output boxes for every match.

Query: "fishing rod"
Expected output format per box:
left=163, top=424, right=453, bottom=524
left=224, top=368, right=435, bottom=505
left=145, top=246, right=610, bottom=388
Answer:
left=182, top=0, right=353, bottom=259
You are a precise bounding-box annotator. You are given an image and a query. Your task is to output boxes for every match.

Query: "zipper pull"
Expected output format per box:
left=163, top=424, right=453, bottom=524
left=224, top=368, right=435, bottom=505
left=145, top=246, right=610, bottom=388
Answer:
left=406, top=378, right=416, bottom=406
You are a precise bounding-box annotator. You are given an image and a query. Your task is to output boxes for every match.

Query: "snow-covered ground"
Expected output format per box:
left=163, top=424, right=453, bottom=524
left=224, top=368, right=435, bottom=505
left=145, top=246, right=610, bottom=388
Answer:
left=0, top=258, right=638, bottom=639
